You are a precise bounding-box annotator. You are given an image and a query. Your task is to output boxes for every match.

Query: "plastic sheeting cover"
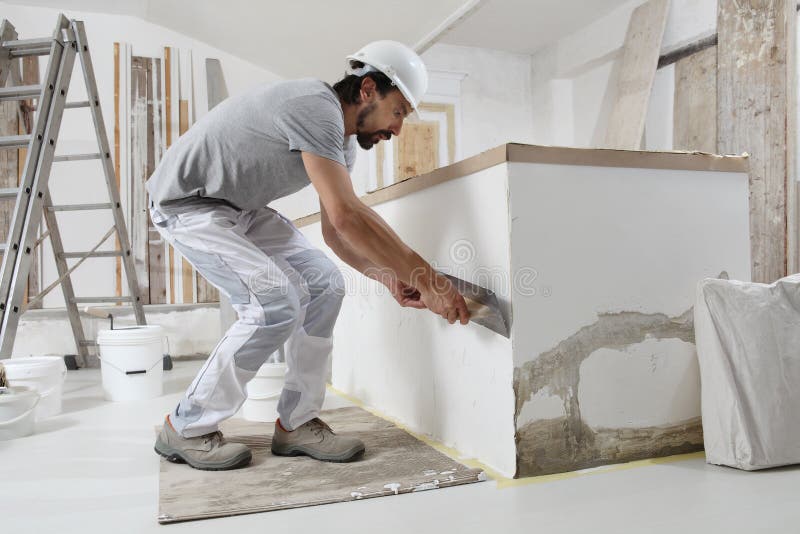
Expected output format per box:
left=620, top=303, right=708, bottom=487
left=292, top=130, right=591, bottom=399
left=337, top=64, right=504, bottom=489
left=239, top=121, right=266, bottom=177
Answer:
left=694, top=274, right=800, bottom=470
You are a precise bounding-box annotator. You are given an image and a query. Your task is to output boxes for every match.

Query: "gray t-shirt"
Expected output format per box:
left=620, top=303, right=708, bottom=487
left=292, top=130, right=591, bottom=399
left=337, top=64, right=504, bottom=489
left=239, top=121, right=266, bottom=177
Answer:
left=146, top=78, right=357, bottom=212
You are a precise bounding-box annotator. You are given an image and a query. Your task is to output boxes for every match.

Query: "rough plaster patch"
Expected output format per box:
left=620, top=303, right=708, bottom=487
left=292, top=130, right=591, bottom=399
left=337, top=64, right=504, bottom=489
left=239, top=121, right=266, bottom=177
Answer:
left=515, top=416, right=703, bottom=477
left=513, top=307, right=699, bottom=477
left=578, top=338, right=700, bottom=429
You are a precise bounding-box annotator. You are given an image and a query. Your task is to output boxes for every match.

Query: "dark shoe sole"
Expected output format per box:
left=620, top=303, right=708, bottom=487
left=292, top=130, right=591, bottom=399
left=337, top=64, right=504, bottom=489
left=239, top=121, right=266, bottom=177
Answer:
left=271, top=444, right=365, bottom=463
left=154, top=441, right=252, bottom=471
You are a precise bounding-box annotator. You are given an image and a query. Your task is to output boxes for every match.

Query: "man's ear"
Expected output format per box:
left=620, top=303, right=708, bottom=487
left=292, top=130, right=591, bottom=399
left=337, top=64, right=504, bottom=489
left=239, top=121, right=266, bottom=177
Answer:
left=360, top=76, right=377, bottom=102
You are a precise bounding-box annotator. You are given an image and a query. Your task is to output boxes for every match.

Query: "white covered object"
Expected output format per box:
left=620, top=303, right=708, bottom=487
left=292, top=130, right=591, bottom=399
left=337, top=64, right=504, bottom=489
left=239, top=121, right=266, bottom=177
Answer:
left=694, top=275, right=800, bottom=470
left=4, top=356, right=66, bottom=419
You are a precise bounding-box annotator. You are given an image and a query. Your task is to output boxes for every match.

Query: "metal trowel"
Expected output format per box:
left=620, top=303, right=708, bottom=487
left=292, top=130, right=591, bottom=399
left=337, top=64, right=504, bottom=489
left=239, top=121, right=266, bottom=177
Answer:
left=441, top=273, right=509, bottom=338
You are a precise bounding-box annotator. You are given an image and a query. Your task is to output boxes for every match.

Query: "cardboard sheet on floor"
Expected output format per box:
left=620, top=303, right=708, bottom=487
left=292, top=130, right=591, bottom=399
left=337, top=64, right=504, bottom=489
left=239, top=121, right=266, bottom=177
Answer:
left=694, top=274, right=800, bottom=470
left=157, top=406, right=485, bottom=523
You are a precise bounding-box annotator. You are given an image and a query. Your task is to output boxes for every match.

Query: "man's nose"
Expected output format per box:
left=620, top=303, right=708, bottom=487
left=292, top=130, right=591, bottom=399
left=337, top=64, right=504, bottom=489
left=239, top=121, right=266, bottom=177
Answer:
left=389, top=121, right=403, bottom=137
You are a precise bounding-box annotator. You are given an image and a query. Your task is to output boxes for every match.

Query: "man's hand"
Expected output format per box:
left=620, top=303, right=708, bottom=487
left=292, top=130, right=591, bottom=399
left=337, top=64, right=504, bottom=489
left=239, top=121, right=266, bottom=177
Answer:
left=418, top=273, right=470, bottom=325
left=385, top=278, right=427, bottom=309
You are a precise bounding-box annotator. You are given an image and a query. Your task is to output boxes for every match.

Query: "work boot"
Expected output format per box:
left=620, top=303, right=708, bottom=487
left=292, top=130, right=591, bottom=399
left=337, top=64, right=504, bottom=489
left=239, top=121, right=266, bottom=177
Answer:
left=154, top=416, right=252, bottom=471
left=271, top=417, right=365, bottom=462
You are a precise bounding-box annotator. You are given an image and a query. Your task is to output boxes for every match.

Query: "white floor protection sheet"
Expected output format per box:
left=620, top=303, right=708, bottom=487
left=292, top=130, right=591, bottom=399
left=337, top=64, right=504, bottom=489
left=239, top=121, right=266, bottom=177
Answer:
left=695, top=274, right=800, bottom=470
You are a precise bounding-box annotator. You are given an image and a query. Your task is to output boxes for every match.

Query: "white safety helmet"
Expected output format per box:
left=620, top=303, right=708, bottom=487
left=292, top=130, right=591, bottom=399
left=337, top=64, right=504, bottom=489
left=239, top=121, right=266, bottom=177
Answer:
left=346, top=40, right=429, bottom=111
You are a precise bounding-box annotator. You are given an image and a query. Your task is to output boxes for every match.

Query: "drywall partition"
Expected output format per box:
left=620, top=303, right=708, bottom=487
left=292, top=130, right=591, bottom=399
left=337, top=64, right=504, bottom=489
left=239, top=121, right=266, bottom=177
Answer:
left=506, top=146, right=750, bottom=476
left=296, top=143, right=750, bottom=478
left=298, top=158, right=517, bottom=477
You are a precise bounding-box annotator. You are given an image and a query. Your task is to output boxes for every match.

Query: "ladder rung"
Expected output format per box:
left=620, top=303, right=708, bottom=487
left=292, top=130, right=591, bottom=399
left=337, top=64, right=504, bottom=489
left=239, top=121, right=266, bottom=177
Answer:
left=65, top=101, right=90, bottom=109
left=0, top=187, right=20, bottom=199
left=0, top=84, right=42, bottom=101
left=71, top=296, right=135, bottom=304
left=59, top=250, right=123, bottom=259
left=53, top=153, right=102, bottom=162
left=11, top=47, right=52, bottom=58
left=79, top=340, right=98, bottom=347
left=0, top=243, right=7, bottom=252
left=48, top=203, right=112, bottom=212
left=0, top=135, right=31, bottom=149
left=1, top=37, right=56, bottom=50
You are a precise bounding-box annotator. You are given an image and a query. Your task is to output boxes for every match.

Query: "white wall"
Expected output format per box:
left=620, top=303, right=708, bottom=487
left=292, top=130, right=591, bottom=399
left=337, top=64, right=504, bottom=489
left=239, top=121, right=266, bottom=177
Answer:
left=1, top=3, right=282, bottom=307
left=530, top=0, right=717, bottom=150
left=423, top=43, right=534, bottom=159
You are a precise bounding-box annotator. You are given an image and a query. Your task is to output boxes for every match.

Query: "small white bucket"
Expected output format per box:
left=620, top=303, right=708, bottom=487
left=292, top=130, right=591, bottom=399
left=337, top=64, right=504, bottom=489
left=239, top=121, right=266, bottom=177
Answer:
left=242, top=362, right=286, bottom=422
left=97, top=326, right=164, bottom=402
left=3, top=356, right=66, bottom=420
left=0, top=386, right=40, bottom=440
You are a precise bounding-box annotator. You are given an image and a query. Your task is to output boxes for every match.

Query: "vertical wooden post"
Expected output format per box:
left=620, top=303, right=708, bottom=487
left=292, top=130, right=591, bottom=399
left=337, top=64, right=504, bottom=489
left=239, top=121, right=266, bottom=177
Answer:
left=19, top=56, right=40, bottom=308
left=717, top=0, right=798, bottom=282
left=673, top=46, right=717, bottom=153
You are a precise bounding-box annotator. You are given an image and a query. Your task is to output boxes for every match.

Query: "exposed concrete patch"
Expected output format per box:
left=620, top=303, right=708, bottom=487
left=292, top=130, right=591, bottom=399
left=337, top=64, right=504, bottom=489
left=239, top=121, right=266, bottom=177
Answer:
left=515, top=416, right=703, bottom=476
left=513, top=307, right=699, bottom=478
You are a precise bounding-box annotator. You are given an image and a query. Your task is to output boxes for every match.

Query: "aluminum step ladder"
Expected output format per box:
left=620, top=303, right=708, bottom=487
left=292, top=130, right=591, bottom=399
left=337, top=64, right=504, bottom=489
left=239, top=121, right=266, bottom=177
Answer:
left=0, top=15, right=146, bottom=365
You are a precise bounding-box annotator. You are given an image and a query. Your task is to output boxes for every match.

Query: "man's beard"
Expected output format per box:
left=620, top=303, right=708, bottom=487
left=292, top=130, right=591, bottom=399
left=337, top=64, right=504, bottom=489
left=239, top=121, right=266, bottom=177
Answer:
left=356, top=102, right=392, bottom=150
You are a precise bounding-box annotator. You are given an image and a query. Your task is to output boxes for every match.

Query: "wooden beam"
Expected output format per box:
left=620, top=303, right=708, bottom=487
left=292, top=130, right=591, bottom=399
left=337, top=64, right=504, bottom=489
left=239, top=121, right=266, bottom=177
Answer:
left=717, top=0, right=797, bottom=282
left=604, top=0, right=671, bottom=150
left=673, top=46, right=717, bottom=153
left=658, top=33, right=717, bottom=69
left=19, top=56, right=40, bottom=308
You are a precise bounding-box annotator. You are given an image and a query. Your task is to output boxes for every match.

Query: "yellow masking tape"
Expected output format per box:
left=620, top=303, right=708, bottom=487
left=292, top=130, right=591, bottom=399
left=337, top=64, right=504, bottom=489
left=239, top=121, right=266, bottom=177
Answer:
left=325, top=384, right=706, bottom=490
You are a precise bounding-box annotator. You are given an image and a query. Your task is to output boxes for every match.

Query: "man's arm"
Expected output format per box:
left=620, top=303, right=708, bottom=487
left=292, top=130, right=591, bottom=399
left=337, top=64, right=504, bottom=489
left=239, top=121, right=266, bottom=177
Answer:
left=320, top=201, right=379, bottom=277
left=303, top=152, right=468, bottom=324
left=322, top=202, right=426, bottom=309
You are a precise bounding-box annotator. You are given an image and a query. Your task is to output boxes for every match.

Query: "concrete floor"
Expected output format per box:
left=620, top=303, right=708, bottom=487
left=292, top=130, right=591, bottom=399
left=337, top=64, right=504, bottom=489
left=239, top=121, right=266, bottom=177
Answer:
left=2, top=360, right=798, bottom=534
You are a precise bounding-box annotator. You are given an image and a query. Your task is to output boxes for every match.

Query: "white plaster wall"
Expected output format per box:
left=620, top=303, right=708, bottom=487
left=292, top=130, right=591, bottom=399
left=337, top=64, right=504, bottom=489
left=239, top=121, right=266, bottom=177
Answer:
left=530, top=0, right=716, bottom=149
left=0, top=3, right=282, bottom=307
left=300, top=164, right=517, bottom=477
left=422, top=43, right=534, bottom=159
left=12, top=305, right=220, bottom=357
left=579, top=338, right=700, bottom=428
left=508, top=161, right=751, bottom=430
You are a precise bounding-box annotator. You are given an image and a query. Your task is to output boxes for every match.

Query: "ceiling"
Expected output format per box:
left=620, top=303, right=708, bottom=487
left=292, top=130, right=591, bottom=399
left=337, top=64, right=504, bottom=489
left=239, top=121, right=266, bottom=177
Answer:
left=439, top=0, right=632, bottom=55
left=9, top=0, right=467, bottom=80
left=8, top=0, right=633, bottom=77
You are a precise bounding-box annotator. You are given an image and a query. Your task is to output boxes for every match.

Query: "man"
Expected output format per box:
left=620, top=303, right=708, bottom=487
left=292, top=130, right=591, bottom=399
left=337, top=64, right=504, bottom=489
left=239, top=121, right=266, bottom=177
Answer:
left=149, top=41, right=470, bottom=471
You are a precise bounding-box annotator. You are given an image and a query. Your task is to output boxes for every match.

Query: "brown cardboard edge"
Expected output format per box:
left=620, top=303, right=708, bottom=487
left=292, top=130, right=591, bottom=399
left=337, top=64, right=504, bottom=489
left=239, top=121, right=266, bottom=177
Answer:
left=294, top=144, right=508, bottom=228
left=506, top=143, right=750, bottom=173
left=293, top=143, right=749, bottom=228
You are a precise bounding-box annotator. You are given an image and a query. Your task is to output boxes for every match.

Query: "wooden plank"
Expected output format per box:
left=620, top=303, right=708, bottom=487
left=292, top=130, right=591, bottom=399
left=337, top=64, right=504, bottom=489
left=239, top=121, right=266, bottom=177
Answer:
left=164, top=48, right=172, bottom=148
left=130, top=55, right=162, bottom=304
left=717, top=0, right=797, bottom=282
left=394, top=121, right=439, bottom=181
left=375, top=142, right=385, bottom=190
left=673, top=46, right=717, bottom=153
left=604, top=0, right=670, bottom=150
left=418, top=102, right=456, bottom=164
left=176, top=98, right=196, bottom=304
left=19, top=56, right=40, bottom=308
left=0, top=100, right=17, bottom=250
left=146, top=54, right=167, bottom=305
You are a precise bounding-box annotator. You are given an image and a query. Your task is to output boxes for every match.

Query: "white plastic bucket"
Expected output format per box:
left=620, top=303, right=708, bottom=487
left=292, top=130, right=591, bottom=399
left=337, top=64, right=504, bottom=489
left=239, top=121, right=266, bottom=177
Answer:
left=3, top=356, right=66, bottom=420
left=97, top=326, right=164, bottom=402
left=242, top=362, right=286, bottom=422
left=0, top=386, right=40, bottom=440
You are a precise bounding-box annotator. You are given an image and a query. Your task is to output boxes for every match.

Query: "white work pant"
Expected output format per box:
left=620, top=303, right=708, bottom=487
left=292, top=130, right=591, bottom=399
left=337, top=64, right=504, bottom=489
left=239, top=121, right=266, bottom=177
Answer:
left=150, top=199, right=344, bottom=437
